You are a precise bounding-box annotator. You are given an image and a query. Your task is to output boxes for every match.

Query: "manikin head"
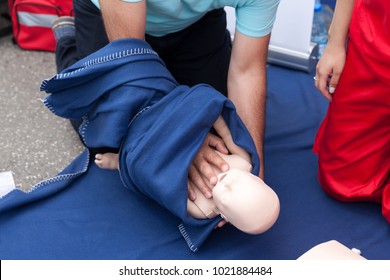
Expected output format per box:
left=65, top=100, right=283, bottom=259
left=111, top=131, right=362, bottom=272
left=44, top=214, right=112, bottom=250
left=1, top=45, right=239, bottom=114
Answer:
left=187, top=166, right=280, bottom=235
left=297, top=240, right=367, bottom=260
left=212, top=168, right=280, bottom=234
left=187, top=115, right=280, bottom=234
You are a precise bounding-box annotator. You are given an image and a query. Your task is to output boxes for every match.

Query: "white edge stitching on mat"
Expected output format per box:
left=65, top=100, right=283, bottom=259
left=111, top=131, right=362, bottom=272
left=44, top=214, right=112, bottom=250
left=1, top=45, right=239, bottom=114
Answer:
left=178, top=223, right=199, bottom=252
left=78, top=116, right=90, bottom=147
left=0, top=150, right=90, bottom=199
left=54, top=48, right=158, bottom=81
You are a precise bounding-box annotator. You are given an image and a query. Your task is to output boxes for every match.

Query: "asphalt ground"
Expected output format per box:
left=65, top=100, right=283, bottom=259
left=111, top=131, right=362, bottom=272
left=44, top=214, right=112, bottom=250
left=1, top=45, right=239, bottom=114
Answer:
left=0, top=33, right=84, bottom=190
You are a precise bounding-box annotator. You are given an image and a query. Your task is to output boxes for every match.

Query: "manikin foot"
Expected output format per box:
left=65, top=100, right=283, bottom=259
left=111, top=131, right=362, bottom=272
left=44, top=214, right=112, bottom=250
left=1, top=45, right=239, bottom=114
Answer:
left=95, top=153, right=119, bottom=170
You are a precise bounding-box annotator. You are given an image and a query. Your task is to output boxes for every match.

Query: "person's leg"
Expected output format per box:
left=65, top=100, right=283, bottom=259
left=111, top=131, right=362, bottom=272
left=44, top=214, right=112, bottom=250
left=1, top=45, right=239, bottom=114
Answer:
left=73, top=0, right=109, bottom=60
left=146, top=9, right=231, bottom=96
left=382, top=176, right=390, bottom=223
left=54, top=0, right=109, bottom=132
left=313, top=39, right=390, bottom=205
left=54, top=0, right=108, bottom=72
left=55, top=36, right=78, bottom=73
left=52, top=16, right=77, bottom=72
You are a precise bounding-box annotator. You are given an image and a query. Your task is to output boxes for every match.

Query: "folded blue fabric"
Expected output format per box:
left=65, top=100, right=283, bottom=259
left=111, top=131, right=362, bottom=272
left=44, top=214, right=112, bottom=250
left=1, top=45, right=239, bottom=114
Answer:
left=39, top=38, right=260, bottom=251
left=41, top=38, right=178, bottom=149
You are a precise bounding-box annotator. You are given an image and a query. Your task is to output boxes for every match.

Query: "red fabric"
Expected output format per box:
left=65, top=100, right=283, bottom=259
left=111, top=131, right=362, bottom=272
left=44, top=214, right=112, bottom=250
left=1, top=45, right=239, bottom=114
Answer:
left=10, top=0, right=73, bottom=52
left=353, top=0, right=390, bottom=87
left=313, top=0, right=390, bottom=222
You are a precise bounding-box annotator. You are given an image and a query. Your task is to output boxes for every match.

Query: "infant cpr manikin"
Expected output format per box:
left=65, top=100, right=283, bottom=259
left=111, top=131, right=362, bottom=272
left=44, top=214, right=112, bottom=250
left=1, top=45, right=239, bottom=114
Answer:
left=297, top=240, right=366, bottom=260
left=95, top=114, right=280, bottom=235
left=187, top=116, right=280, bottom=235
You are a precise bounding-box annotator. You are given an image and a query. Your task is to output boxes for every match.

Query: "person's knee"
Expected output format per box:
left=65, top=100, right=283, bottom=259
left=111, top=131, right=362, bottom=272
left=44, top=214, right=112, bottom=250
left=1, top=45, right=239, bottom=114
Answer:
left=317, top=160, right=351, bottom=201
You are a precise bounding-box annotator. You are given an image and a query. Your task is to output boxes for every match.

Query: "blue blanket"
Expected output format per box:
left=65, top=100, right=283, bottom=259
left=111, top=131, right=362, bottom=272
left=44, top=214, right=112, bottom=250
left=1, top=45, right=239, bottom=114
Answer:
left=0, top=41, right=389, bottom=259
left=1, top=38, right=260, bottom=253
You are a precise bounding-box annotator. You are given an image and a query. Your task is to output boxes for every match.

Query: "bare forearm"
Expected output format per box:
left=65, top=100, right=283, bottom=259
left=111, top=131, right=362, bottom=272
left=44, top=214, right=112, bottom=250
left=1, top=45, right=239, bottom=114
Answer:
left=99, top=0, right=146, bottom=41
left=228, top=32, right=269, bottom=179
left=229, top=73, right=265, bottom=178
left=327, top=0, right=356, bottom=47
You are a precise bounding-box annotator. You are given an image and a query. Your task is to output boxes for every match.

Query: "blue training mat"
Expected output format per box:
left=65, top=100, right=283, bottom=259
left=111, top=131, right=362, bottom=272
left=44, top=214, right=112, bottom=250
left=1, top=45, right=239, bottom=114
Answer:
left=0, top=43, right=389, bottom=259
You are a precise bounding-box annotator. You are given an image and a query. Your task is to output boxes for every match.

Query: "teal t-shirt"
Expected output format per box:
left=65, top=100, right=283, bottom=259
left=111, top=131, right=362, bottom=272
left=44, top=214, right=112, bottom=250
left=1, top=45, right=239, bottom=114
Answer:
left=90, top=0, right=280, bottom=37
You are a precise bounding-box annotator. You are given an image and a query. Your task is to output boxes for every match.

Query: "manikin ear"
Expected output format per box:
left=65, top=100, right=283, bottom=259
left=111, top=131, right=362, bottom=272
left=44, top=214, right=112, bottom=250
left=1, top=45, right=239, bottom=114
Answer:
left=212, top=116, right=251, bottom=163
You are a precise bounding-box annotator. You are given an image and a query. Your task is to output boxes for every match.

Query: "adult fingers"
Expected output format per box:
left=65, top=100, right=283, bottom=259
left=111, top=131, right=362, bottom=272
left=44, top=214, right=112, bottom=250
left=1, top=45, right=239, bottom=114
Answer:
left=188, top=159, right=213, bottom=199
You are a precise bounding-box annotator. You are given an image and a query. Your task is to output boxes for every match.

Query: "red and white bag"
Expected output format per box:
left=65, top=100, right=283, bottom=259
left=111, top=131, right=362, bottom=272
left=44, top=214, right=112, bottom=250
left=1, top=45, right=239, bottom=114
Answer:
left=8, top=0, right=73, bottom=51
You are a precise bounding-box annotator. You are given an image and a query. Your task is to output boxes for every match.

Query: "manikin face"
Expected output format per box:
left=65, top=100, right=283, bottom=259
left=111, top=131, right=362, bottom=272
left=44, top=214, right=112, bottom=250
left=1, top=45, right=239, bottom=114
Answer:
left=212, top=169, right=280, bottom=234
